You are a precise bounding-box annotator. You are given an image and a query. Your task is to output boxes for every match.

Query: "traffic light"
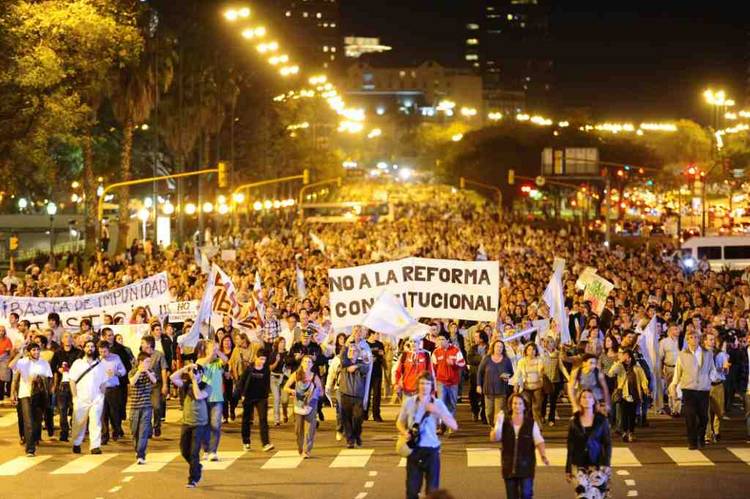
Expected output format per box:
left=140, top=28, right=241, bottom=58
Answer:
left=459, top=177, right=465, bottom=189
left=521, top=184, right=532, bottom=195
left=686, top=165, right=697, bottom=176
left=508, top=169, right=515, bottom=185
left=217, top=161, right=228, bottom=188
left=303, top=168, right=310, bottom=185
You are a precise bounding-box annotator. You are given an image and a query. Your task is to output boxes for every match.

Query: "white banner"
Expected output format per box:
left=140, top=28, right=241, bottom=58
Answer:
left=328, top=257, right=499, bottom=328
left=107, top=324, right=150, bottom=357
left=0, top=273, right=171, bottom=330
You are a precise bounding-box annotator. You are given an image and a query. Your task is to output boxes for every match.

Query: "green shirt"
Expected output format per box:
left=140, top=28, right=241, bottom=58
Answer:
left=181, top=383, right=211, bottom=426
left=201, top=360, right=225, bottom=403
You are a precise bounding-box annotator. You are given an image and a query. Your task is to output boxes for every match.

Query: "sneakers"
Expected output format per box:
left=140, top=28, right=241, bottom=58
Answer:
left=26, top=452, right=35, bottom=458
left=336, top=432, right=343, bottom=441
left=548, top=421, right=555, bottom=427
left=274, top=422, right=281, bottom=427
left=243, top=444, right=251, bottom=451
left=73, top=445, right=81, bottom=454
left=373, top=416, right=384, bottom=423
left=209, top=452, right=219, bottom=462
left=186, top=482, right=197, bottom=489
left=262, top=444, right=275, bottom=452
left=91, top=448, right=102, bottom=455
left=136, top=457, right=146, bottom=465
left=303, top=452, right=311, bottom=459
left=346, top=442, right=355, bottom=449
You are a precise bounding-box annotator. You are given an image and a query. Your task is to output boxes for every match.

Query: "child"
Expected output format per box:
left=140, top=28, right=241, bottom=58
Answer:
left=170, top=363, right=210, bottom=488
left=128, top=352, right=157, bottom=464
left=238, top=351, right=274, bottom=451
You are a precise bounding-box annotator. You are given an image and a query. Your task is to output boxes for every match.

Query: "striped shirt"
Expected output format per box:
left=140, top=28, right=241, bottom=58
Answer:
left=129, top=368, right=155, bottom=410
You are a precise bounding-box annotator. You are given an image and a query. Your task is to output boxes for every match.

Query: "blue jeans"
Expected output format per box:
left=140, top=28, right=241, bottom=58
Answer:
left=203, top=402, right=223, bottom=454
left=437, top=382, right=458, bottom=417
left=180, top=424, right=207, bottom=483
left=130, top=406, right=152, bottom=459
left=406, top=447, right=440, bottom=499
left=505, top=477, right=534, bottom=499
left=270, top=374, right=288, bottom=423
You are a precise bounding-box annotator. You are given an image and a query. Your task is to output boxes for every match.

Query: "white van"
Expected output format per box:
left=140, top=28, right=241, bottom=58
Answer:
left=681, top=236, right=750, bottom=270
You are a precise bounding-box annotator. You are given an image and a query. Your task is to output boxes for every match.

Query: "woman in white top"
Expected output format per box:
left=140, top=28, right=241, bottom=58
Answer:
left=513, top=343, right=545, bottom=425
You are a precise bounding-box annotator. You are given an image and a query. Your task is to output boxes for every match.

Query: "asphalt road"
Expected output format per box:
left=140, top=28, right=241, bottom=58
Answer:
left=0, top=396, right=748, bottom=499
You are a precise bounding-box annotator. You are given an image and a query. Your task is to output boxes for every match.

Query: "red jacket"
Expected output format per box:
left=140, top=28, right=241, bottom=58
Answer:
left=395, top=351, right=434, bottom=394
left=432, top=345, right=465, bottom=386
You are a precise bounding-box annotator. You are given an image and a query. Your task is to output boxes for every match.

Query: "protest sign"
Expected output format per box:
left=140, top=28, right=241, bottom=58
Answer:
left=575, top=266, right=598, bottom=291
left=221, top=249, right=237, bottom=261
left=582, top=274, right=615, bottom=315
left=167, top=300, right=199, bottom=323
left=328, top=257, right=499, bottom=328
left=0, top=272, right=171, bottom=330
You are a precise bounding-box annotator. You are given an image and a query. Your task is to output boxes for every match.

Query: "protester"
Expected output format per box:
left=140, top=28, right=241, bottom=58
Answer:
left=609, top=349, right=650, bottom=443
left=238, top=350, right=274, bottom=452
left=50, top=332, right=82, bottom=442
left=339, top=328, right=371, bottom=448
left=196, top=339, right=228, bottom=461
left=140, top=335, right=168, bottom=438
left=69, top=339, right=110, bottom=455
left=490, top=392, right=550, bottom=499
left=269, top=336, right=290, bottom=426
left=366, top=330, right=385, bottom=422
left=565, top=389, right=612, bottom=498
left=170, top=362, right=210, bottom=488
left=512, top=343, right=546, bottom=425
left=129, top=352, right=157, bottom=464
left=397, top=372, right=458, bottom=499
left=394, top=336, right=434, bottom=399
left=10, top=342, right=52, bottom=457
left=477, top=339, right=514, bottom=427
left=99, top=341, right=127, bottom=445
left=284, top=355, right=322, bottom=458
left=432, top=334, right=466, bottom=431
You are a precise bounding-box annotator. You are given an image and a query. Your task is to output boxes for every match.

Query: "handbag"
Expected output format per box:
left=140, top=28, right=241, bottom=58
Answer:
left=396, top=400, right=431, bottom=457
left=293, top=379, right=315, bottom=416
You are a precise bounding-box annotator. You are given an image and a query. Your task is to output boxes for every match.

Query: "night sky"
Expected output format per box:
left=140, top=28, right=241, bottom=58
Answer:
left=340, top=0, right=747, bottom=121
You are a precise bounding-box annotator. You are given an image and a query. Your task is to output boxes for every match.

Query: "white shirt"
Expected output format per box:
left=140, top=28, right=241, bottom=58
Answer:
left=659, top=336, right=680, bottom=367
left=6, top=327, right=24, bottom=350
left=689, top=347, right=702, bottom=366
left=70, top=358, right=108, bottom=404
left=13, top=357, right=52, bottom=399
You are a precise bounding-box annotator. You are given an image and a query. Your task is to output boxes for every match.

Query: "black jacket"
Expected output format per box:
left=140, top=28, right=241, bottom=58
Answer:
left=565, top=412, right=612, bottom=473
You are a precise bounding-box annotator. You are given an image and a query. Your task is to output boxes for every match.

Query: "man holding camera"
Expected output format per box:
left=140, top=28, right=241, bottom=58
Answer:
left=339, top=326, right=372, bottom=448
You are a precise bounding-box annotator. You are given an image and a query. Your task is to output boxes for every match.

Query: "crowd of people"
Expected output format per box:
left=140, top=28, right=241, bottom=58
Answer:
left=1, top=183, right=749, bottom=498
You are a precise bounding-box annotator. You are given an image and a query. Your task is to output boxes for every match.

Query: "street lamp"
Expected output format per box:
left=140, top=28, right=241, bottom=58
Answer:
left=46, top=201, right=57, bottom=260
left=18, top=198, right=28, bottom=210
left=137, top=208, right=149, bottom=240
left=162, top=201, right=175, bottom=215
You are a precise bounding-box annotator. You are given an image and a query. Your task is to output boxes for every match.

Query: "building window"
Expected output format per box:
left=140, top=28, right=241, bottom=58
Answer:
left=507, top=14, right=514, bottom=20
left=331, top=47, right=336, bottom=52
left=465, top=54, right=479, bottom=61
left=285, top=10, right=291, bottom=17
left=466, top=38, right=478, bottom=45
left=323, top=46, right=329, bottom=52
left=399, top=70, right=406, bottom=78
left=316, top=12, right=322, bottom=18
left=330, top=23, right=336, bottom=27
left=466, top=23, right=479, bottom=30
left=303, top=11, right=309, bottom=18
left=330, top=55, right=335, bottom=60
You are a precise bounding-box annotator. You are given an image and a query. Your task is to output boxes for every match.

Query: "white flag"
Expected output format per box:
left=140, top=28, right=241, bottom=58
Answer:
left=200, top=249, right=211, bottom=274
left=543, top=257, right=570, bottom=344
left=637, top=315, right=662, bottom=412
left=310, top=231, right=326, bottom=254
left=254, top=271, right=262, bottom=292
left=362, top=292, right=430, bottom=338
left=178, top=264, right=217, bottom=349
left=296, top=266, right=307, bottom=300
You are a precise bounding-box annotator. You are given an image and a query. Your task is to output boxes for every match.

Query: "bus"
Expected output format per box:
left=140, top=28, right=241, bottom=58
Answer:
left=681, top=236, right=750, bottom=270
left=299, top=201, right=394, bottom=223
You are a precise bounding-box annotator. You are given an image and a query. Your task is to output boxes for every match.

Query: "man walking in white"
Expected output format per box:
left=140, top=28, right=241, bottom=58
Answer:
left=659, top=325, right=682, bottom=416
left=70, top=339, right=111, bottom=454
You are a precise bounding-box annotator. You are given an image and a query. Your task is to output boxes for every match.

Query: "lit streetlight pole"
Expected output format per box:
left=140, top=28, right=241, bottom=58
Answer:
left=46, top=201, right=57, bottom=263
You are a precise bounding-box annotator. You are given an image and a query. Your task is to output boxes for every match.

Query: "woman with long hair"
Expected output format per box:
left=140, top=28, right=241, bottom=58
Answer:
left=513, top=343, right=545, bottom=425
left=269, top=336, right=290, bottom=426
left=219, top=334, right=235, bottom=422
left=284, top=355, right=322, bottom=458
left=490, top=392, right=550, bottom=499
left=396, top=371, right=457, bottom=499
left=607, top=349, right=649, bottom=443
left=565, top=389, right=612, bottom=498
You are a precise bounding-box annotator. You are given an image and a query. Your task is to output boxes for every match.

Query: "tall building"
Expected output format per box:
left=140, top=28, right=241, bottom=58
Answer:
left=261, top=0, right=342, bottom=73
left=465, top=0, right=554, bottom=114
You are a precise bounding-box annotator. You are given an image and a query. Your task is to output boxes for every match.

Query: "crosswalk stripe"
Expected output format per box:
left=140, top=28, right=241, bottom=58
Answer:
left=466, top=448, right=500, bottom=467
left=51, top=454, right=118, bottom=474
left=398, top=457, right=406, bottom=467
left=612, top=447, right=641, bottom=467
left=0, top=455, right=52, bottom=476
left=544, top=448, right=567, bottom=466
left=662, top=447, right=713, bottom=466
left=329, top=448, right=374, bottom=468
left=203, top=451, right=246, bottom=470
left=261, top=450, right=304, bottom=469
left=0, top=411, right=18, bottom=428
left=121, top=452, right=180, bottom=473
left=728, top=448, right=750, bottom=465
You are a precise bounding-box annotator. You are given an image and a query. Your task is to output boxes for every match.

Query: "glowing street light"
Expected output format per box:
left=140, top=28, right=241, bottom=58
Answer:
left=399, top=168, right=413, bottom=181
left=202, top=202, right=214, bottom=213
left=367, top=128, right=382, bottom=139
left=162, top=201, right=175, bottom=215
left=460, top=107, right=477, bottom=117
left=253, top=201, right=263, bottom=211
left=218, top=203, right=230, bottom=215
left=184, top=203, right=197, bottom=215
left=452, top=133, right=464, bottom=142
left=232, top=192, right=245, bottom=204
left=488, top=112, right=503, bottom=121
left=18, top=198, right=28, bottom=210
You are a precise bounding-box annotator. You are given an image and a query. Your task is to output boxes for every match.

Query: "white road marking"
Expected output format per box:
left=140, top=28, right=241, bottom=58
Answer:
left=0, top=411, right=18, bottom=428
left=466, top=448, right=500, bottom=467
left=108, top=486, right=122, bottom=493
left=617, top=470, right=631, bottom=476
left=662, top=447, right=714, bottom=466
left=612, top=447, right=642, bottom=467
left=364, top=481, right=374, bottom=488
left=728, top=447, right=750, bottom=465
left=625, top=479, right=636, bottom=486
left=202, top=451, right=246, bottom=471
left=0, top=455, right=52, bottom=476
left=368, top=471, right=378, bottom=476
left=398, top=458, right=406, bottom=467
left=627, top=491, right=638, bottom=497
left=122, top=476, right=134, bottom=482
left=122, top=452, right=180, bottom=473
left=261, top=450, right=304, bottom=469
left=354, top=493, right=368, bottom=499
left=330, top=448, right=374, bottom=468
left=51, top=454, right=117, bottom=475
left=542, top=448, right=567, bottom=466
